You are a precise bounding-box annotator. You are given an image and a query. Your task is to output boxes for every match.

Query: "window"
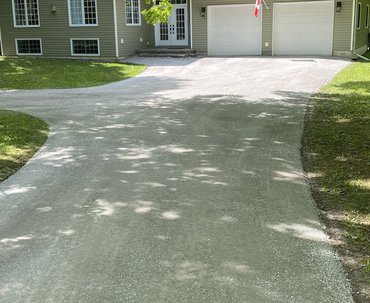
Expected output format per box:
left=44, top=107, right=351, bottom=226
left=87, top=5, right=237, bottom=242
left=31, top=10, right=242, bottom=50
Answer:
left=12, top=0, right=39, bottom=27
left=366, top=5, right=369, bottom=28
left=71, top=39, right=100, bottom=56
left=69, top=0, right=98, bottom=26
left=125, top=0, right=141, bottom=25
left=357, top=3, right=362, bottom=29
left=16, top=39, right=42, bottom=55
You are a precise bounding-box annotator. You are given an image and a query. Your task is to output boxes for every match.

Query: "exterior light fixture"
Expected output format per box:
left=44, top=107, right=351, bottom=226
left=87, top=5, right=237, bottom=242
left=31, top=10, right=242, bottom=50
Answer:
left=201, top=7, right=206, bottom=17
left=336, top=1, right=342, bottom=12
left=51, top=5, right=57, bottom=13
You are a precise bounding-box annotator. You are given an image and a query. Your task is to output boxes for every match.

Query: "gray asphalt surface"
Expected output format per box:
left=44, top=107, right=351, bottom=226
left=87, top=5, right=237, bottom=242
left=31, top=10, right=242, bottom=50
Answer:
left=0, top=57, right=353, bottom=302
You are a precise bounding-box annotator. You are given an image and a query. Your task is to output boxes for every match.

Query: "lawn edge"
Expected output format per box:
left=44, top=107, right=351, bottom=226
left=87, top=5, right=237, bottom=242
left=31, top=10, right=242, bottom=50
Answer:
left=300, top=93, right=368, bottom=303
left=0, top=109, right=49, bottom=183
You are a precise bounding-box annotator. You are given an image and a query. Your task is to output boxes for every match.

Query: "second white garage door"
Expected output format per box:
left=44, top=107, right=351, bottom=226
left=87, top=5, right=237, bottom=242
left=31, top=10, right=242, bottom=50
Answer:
left=273, top=1, right=334, bottom=56
left=208, top=5, right=262, bottom=56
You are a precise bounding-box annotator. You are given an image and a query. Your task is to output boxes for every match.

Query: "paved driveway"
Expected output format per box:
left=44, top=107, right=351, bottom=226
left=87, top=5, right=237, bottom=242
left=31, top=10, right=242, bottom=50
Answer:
left=0, top=57, right=353, bottom=302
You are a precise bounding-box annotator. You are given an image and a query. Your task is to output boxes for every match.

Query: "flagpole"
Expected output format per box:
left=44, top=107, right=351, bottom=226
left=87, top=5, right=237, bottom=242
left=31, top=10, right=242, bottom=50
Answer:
left=262, top=0, right=269, bottom=9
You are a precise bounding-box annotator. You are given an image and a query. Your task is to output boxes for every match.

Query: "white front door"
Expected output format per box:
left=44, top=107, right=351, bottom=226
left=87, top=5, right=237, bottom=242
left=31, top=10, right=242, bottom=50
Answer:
left=155, top=2, right=188, bottom=47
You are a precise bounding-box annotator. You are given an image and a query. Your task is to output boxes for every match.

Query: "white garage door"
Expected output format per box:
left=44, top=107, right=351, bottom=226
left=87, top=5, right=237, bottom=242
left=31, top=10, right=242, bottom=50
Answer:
left=273, top=1, right=334, bottom=56
left=208, top=5, right=262, bottom=56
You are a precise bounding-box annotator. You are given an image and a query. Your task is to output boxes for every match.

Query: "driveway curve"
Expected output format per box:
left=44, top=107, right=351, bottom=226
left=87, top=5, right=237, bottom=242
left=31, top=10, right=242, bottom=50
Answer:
left=0, top=57, right=353, bottom=302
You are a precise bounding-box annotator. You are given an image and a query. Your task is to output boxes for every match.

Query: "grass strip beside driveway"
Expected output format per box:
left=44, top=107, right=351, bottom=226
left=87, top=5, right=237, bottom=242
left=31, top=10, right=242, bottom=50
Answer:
left=0, top=57, right=146, bottom=89
left=0, top=110, right=48, bottom=182
left=302, top=62, right=370, bottom=303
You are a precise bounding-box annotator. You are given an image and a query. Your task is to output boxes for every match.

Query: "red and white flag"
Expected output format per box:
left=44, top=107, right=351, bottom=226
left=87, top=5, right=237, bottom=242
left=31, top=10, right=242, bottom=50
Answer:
left=254, top=0, right=261, bottom=17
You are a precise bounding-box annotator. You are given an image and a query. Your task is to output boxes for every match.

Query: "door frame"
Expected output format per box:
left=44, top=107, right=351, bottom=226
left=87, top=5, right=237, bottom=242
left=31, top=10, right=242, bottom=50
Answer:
left=154, top=3, right=189, bottom=47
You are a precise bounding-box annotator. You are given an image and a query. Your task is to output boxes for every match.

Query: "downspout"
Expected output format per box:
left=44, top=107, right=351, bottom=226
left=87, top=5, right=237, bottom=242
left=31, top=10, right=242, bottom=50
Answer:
left=350, top=0, right=356, bottom=54
left=113, top=0, right=119, bottom=59
left=0, top=27, right=3, bottom=56
left=189, top=0, right=193, bottom=49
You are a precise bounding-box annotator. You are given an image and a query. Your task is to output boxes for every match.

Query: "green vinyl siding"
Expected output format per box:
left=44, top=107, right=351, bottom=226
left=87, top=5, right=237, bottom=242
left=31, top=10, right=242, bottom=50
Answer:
left=191, top=0, right=355, bottom=56
left=0, top=0, right=116, bottom=58
left=116, top=0, right=154, bottom=57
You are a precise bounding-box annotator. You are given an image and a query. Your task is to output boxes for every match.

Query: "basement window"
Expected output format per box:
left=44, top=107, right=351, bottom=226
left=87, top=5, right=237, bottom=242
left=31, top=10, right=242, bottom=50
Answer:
left=71, top=39, right=100, bottom=56
left=16, top=39, right=42, bottom=55
left=12, top=0, right=39, bottom=27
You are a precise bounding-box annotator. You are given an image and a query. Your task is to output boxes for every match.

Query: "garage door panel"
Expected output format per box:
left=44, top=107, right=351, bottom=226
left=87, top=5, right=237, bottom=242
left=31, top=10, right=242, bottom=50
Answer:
left=208, top=5, right=262, bottom=56
left=273, top=1, right=334, bottom=56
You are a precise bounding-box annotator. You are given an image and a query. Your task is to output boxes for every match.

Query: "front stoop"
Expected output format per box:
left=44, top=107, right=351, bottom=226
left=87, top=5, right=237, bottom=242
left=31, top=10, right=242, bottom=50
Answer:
left=136, top=48, right=196, bottom=57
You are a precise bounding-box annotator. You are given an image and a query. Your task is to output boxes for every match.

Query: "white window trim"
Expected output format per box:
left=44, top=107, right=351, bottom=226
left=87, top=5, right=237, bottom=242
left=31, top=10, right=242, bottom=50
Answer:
left=125, top=0, right=141, bottom=26
left=12, top=0, right=40, bottom=28
left=70, top=38, right=100, bottom=56
left=15, top=38, right=43, bottom=55
left=68, top=0, right=99, bottom=27
left=366, top=5, right=369, bottom=28
left=357, top=2, right=362, bottom=29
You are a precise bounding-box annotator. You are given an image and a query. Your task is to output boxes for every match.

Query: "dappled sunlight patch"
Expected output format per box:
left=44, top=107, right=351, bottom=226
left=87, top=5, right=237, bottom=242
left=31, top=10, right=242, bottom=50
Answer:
left=117, top=170, right=140, bottom=174
left=267, top=223, right=329, bottom=242
left=116, top=147, right=155, bottom=160
left=58, top=229, right=75, bottom=236
left=273, top=170, right=305, bottom=185
left=155, top=235, right=169, bottom=241
left=137, top=182, right=166, bottom=188
left=221, top=215, right=238, bottom=223
left=133, top=200, right=156, bottom=214
left=163, top=145, right=194, bottom=154
left=222, top=262, right=252, bottom=274
left=92, top=199, right=127, bottom=217
left=201, top=180, right=229, bottom=186
left=271, top=157, right=293, bottom=164
left=334, top=156, right=349, bottom=162
left=161, top=210, right=181, bottom=220
left=35, top=146, right=82, bottom=167
left=347, top=178, right=370, bottom=190
left=1, top=185, right=36, bottom=196
left=35, top=206, right=52, bottom=213
left=0, top=235, right=33, bottom=251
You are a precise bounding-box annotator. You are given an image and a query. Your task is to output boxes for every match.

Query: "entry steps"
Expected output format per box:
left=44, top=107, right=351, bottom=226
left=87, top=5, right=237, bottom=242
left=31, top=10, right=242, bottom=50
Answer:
left=136, top=48, right=196, bottom=57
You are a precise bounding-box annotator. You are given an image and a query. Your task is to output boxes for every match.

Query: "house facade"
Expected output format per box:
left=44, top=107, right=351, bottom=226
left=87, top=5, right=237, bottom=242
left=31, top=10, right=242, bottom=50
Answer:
left=0, top=0, right=369, bottom=58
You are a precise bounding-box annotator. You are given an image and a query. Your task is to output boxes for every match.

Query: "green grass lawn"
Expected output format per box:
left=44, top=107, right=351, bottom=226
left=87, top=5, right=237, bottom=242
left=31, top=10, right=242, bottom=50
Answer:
left=0, top=57, right=146, bottom=89
left=0, top=110, right=48, bottom=182
left=302, top=62, right=370, bottom=302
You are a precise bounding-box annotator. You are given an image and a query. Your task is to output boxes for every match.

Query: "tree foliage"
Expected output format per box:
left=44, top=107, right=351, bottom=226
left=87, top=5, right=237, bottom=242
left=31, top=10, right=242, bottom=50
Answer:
left=142, top=0, right=174, bottom=25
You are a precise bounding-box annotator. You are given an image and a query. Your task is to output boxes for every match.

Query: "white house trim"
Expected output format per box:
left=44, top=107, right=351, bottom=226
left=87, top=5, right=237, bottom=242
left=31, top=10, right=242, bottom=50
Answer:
left=113, top=0, right=119, bottom=57
left=12, top=0, right=40, bottom=28
left=15, top=38, right=43, bottom=55
left=125, top=0, right=141, bottom=26
left=190, top=0, right=193, bottom=49
left=0, top=28, right=3, bottom=56
left=351, top=0, right=356, bottom=50
left=68, top=0, right=99, bottom=27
